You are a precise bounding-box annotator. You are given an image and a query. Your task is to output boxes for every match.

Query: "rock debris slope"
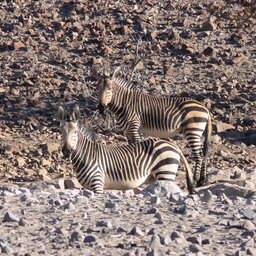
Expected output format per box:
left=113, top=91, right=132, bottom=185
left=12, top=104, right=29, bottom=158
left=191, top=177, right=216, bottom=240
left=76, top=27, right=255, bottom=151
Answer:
left=0, top=0, right=255, bottom=255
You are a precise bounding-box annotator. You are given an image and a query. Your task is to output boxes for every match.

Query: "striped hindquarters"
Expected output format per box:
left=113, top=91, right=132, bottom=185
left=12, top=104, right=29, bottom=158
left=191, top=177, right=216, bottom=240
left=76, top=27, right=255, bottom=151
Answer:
left=179, top=99, right=210, bottom=136
left=150, top=140, right=180, bottom=181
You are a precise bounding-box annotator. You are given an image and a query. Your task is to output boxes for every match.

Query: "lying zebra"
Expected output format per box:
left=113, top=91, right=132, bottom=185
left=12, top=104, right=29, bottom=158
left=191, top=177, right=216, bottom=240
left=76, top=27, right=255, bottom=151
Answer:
left=58, top=105, right=194, bottom=194
left=96, top=69, right=212, bottom=187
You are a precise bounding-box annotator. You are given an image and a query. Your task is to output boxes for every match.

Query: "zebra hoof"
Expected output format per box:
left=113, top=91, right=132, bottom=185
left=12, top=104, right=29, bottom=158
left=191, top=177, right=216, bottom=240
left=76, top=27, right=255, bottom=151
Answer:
left=196, top=179, right=207, bottom=187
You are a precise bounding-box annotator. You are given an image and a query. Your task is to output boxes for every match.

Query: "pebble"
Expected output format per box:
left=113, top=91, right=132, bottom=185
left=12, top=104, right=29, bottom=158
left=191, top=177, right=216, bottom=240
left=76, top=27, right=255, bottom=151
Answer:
left=16, top=157, right=26, bottom=167
left=70, top=231, right=84, bottom=242
left=108, top=193, right=121, bottom=200
left=64, top=202, right=75, bottom=210
left=146, top=250, right=159, bottom=256
left=79, top=189, right=94, bottom=198
left=170, top=231, right=185, bottom=241
left=1, top=245, right=14, bottom=254
left=173, top=205, right=187, bottom=215
left=130, top=226, right=145, bottom=236
left=116, top=226, right=127, bottom=233
left=154, top=212, right=163, bottom=220
left=18, top=218, right=29, bottom=226
left=64, top=178, right=82, bottom=189
left=242, top=220, right=255, bottom=232
left=149, top=235, right=162, bottom=250
left=241, top=230, right=254, bottom=239
left=148, top=228, right=158, bottom=235
left=3, top=212, right=19, bottom=222
left=55, top=227, right=69, bottom=236
left=219, top=193, right=233, bottom=205
left=150, top=196, right=161, bottom=205
left=189, top=244, right=201, bottom=253
left=159, top=234, right=172, bottom=245
left=146, top=207, right=159, bottom=214
left=48, top=199, right=63, bottom=206
left=202, top=17, right=217, bottom=31
left=105, top=201, right=118, bottom=209
left=202, top=238, right=211, bottom=245
left=20, top=194, right=30, bottom=202
left=18, top=187, right=30, bottom=194
left=209, top=209, right=227, bottom=216
left=246, top=247, right=256, bottom=256
left=84, top=235, right=98, bottom=243
left=183, top=197, right=195, bottom=206
left=169, top=193, right=184, bottom=204
left=187, top=236, right=201, bottom=244
left=228, top=220, right=243, bottom=229
left=96, top=220, right=112, bottom=228
left=142, top=181, right=183, bottom=198
left=240, top=238, right=255, bottom=247
left=21, top=209, right=26, bottom=215
left=241, top=208, right=256, bottom=220
left=199, top=190, right=214, bottom=203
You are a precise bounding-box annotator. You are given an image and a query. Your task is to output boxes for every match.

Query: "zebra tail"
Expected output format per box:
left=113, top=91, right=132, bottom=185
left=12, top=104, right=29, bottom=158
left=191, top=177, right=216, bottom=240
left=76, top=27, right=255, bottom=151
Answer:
left=179, top=149, right=195, bottom=194
left=203, top=114, right=212, bottom=158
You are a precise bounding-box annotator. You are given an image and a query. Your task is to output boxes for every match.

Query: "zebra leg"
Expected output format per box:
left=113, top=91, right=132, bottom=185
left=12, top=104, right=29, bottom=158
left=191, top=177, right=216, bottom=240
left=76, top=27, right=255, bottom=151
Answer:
left=127, top=120, right=142, bottom=143
left=197, top=160, right=207, bottom=187
left=90, top=176, right=104, bottom=194
left=187, top=136, right=204, bottom=186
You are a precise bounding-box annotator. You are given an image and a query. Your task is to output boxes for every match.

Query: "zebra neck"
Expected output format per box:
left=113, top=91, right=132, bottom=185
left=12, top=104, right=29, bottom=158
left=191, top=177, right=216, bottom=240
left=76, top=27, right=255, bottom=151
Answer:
left=71, top=130, right=97, bottom=171
left=109, top=86, right=138, bottom=113
left=113, top=75, right=135, bottom=90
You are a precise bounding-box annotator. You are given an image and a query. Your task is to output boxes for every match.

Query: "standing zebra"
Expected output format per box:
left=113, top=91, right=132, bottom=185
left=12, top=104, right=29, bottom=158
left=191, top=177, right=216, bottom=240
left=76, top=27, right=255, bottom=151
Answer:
left=96, top=70, right=212, bottom=187
left=58, top=105, right=194, bottom=194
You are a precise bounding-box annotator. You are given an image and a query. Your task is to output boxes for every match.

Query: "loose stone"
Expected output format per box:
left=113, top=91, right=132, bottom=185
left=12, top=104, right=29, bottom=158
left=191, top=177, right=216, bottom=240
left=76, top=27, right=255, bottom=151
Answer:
left=96, top=220, right=112, bottom=228
left=149, top=235, right=162, bottom=250
left=3, top=212, right=19, bottom=222
left=130, top=226, right=145, bottom=236
left=84, top=235, right=98, bottom=244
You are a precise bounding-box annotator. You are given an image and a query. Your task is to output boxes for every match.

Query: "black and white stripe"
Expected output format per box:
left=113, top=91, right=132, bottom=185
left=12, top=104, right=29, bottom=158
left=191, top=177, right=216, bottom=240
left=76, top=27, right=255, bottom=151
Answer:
left=98, top=74, right=212, bottom=187
left=58, top=106, right=194, bottom=194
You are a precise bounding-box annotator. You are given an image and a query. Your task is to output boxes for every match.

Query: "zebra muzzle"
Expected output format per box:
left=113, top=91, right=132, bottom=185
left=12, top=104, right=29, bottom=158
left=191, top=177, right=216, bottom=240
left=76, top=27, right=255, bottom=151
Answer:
left=98, top=103, right=105, bottom=115
left=62, top=146, right=71, bottom=158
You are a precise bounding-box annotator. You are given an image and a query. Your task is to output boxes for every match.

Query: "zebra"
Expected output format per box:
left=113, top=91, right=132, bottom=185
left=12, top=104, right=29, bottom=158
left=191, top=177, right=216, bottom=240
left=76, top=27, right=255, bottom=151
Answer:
left=57, top=105, right=194, bottom=194
left=96, top=70, right=212, bottom=187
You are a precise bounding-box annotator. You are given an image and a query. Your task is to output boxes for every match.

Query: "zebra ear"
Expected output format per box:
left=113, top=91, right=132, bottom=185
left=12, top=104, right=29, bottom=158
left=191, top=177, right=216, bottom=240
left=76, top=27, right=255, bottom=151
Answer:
left=104, top=77, right=113, bottom=90
left=58, top=106, right=65, bottom=122
left=112, top=66, right=121, bottom=79
left=72, top=105, right=81, bottom=122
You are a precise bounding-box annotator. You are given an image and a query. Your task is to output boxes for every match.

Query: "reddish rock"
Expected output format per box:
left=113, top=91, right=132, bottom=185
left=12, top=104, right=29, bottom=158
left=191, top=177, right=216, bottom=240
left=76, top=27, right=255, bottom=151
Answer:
left=231, top=54, right=248, bottom=65
left=202, top=17, right=217, bottom=31
left=215, top=121, right=235, bottom=133
left=13, top=41, right=26, bottom=50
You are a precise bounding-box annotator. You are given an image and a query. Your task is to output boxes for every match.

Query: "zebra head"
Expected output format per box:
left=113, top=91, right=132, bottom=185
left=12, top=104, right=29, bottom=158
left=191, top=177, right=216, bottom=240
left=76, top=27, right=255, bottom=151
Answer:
left=97, top=66, right=121, bottom=115
left=57, top=105, right=81, bottom=158
left=98, top=76, right=113, bottom=115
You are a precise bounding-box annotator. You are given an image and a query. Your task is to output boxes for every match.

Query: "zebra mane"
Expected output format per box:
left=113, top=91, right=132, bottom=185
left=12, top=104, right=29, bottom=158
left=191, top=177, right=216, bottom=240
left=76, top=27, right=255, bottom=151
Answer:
left=79, top=125, right=96, bottom=141
left=113, top=73, right=136, bottom=90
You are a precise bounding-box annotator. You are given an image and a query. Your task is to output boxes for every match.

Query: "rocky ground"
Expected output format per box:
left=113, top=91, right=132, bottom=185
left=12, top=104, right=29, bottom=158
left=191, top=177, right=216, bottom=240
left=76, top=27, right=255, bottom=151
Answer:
left=0, top=0, right=255, bottom=255
left=0, top=180, right=255, bottom=256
